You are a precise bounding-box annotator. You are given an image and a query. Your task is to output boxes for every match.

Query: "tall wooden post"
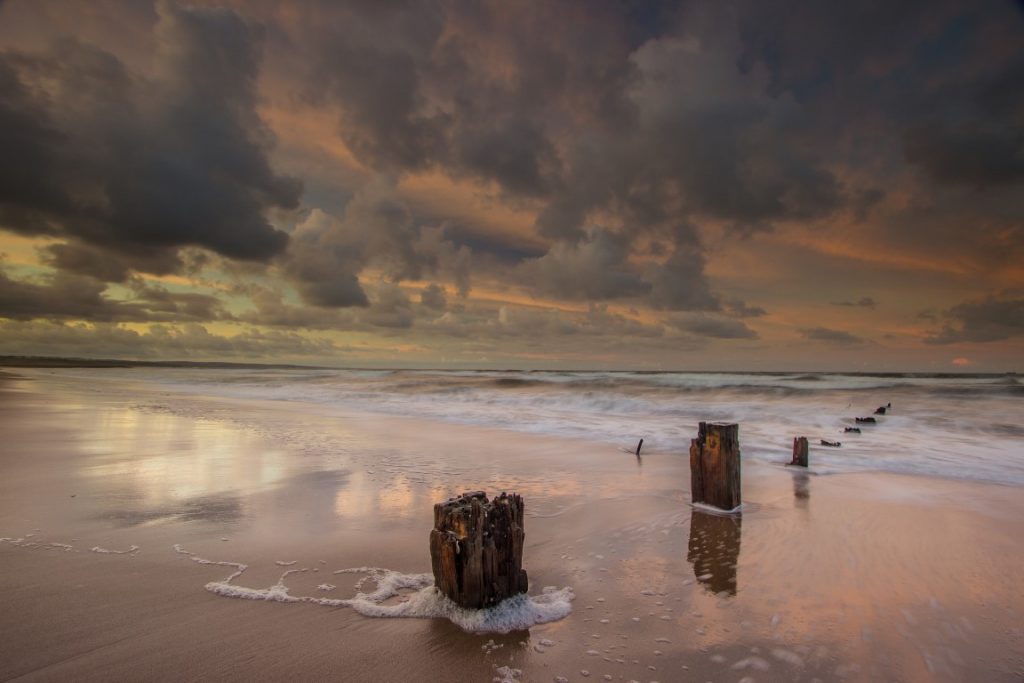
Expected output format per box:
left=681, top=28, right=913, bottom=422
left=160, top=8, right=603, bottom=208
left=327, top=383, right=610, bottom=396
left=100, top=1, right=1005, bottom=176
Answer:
left=429, top=491, right=528, bottom=609
left=689, top=422, right=741, bottom=510
left=791, top=436, right=809, bottom=467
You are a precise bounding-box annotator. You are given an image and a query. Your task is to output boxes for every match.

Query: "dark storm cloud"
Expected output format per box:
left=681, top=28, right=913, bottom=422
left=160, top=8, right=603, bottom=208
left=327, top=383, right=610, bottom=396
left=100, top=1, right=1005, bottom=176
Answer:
left=40, top=242, right=132, bottom=283
left=515, top=222, right=718, bottom=311
left=519, top=228, right=649, bottom=301
left=904, top=121, right=1024, bottom=189
left=668, top=313, right=758, bottom=340
left=0, top=266, right=229, bottom=323
left=723, top=299, right=767, bottom=318
left=736, top=0, right=1024, bottom=192
left=800, top=327, right=865, bottom=346
left=286, top=1, right=856, bottom=311
left=281, top=179, right=472, bottom=310
left=925, top=296, right=1024, bottom=344
left=833, top=297, right=877, bottom=308
left=260, top=0, right=1019, bottom=321
left=901, top=48, right=1024, bottom=189
left=646, top=234, right=719, bottom=311
left=3, top=0, right=1022, bottom=347
left=126, top=280, right=230, bottom=322
left=438, top=224, right=545, bottom=265
left=0, top=320, right=335, bottom=360
left=362, top=282, right=415, bottom=329
left=453, top=116, right=562, bottom=197
left=308, top=1, right=448, bottom=171
left=0, top=1, right=300, bottom=277
left=308, top=0, right=632, bottom=194
left=0, top=269, right=120, bottom=321
left=420, top=283, right=447, bottom=310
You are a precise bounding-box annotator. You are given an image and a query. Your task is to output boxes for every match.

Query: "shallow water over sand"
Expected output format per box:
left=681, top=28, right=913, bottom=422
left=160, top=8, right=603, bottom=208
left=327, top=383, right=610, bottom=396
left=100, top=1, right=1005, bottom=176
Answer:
left=44, top=366, right=1024, bottom=485
left=1, top=370, right=1023, bottom=681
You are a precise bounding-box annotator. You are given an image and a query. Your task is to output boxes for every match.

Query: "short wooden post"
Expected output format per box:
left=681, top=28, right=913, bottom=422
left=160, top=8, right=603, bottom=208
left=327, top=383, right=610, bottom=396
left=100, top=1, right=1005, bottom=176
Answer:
left=689, top=422, right=741, bottom=510
left=429, top=491, right=528, bottom=609
left=791, top=436, right=809, bottom=467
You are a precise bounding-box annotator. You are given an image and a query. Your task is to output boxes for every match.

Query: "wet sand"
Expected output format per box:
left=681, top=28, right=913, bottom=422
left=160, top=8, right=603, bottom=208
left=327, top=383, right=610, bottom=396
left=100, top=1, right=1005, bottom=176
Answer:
left=1, top=370, right=1023, bottom=682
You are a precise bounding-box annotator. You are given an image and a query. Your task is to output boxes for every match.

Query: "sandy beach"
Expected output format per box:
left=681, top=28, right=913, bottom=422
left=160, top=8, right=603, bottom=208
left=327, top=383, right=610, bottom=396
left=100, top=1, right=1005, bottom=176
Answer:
left=1, top=369, right=1023, bottom=682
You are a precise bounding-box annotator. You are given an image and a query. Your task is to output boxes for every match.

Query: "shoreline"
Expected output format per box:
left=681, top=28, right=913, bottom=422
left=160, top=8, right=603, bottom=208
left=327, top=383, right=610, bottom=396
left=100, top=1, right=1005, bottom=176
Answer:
left=1, top=370, right=1023, bottom=681
left=2, top=354, right=1018, bottom=378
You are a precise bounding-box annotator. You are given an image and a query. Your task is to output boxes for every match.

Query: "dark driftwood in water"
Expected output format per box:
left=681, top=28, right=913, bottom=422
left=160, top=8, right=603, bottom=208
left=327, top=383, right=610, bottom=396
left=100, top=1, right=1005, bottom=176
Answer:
left=855, top=416, right=877, bottom=424
left=690, top=422, right=741, bottom=510
left=874, top=406, right=887, bottom=415
left=844, top=427, right=861, bottom=433
left=429, top=491, right=528, bottom=609
left=790, top=436, right=809, bottom=467
left=636, top=438, right=644, bottom=456
left=820, top=439, right=841, bottom=448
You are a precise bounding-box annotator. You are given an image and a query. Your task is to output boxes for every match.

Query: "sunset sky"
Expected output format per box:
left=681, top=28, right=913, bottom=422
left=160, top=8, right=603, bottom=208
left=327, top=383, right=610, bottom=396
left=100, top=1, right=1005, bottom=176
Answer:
left=0, top=0, right=1021, bottom=370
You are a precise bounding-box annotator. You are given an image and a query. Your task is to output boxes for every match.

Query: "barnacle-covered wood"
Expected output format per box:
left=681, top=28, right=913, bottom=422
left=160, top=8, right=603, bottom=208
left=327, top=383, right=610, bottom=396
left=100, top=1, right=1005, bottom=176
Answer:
left=429, top=491, right=528, bottom=609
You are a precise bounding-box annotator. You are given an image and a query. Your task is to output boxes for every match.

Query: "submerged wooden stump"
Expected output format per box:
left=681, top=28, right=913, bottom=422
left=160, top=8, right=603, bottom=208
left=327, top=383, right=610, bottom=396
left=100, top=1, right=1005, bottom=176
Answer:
left=689, top=422, right=741, bottom=510
left=429, top=491, right=528, bottom=609
left=791, top=436, right=809, bottom=467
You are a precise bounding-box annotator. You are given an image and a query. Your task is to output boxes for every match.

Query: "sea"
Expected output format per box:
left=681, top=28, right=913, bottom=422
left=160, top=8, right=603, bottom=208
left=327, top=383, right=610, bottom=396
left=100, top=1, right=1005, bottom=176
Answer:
left=87, top=367, right=1024, bottom=487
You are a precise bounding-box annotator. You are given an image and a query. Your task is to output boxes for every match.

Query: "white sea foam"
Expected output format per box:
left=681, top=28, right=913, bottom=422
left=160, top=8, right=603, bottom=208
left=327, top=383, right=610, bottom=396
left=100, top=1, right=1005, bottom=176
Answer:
left=90, top=545, right=140, bottom=555
left=177, top=549, right=574, bottom=633
left=2, top=536, right=79, bottom=552
left=45, top=543, right=74, bottom=551
left=772, top=648, right=804, bottom=667
left=492, top=665, right=521, bottom=683
left=692, top=501, right=743, bottom=515
left=733, top=656, right=771, bottom=671
left=347, top=584, right=575, bottom=633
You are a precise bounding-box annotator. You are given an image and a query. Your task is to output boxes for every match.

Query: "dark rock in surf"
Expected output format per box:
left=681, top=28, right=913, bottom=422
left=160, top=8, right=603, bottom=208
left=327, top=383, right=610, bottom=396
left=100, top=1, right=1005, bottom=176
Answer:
left=820, top=439, right=841, bottom=447
left=844, top=427, right=861, bottom=433
left=855, top=417, right=877, bottom=424
left=874, top=406, right=887, bottom=415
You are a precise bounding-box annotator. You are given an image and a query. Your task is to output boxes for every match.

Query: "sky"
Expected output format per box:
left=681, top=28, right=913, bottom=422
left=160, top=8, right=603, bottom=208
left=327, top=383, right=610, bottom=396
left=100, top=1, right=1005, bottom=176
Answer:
left=0, top=0, right=1021, bottom=371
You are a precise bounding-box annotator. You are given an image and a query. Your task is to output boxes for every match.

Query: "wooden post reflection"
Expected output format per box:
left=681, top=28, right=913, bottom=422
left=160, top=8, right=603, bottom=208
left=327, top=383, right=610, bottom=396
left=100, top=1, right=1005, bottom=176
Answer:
left=792, top=470, right=810, bottom=507
left=687, top=509, right=741, bottom=596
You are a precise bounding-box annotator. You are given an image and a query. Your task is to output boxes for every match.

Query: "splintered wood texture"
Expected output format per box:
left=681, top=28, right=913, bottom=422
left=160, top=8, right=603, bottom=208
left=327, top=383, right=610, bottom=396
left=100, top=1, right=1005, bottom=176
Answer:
left=429, top=491, right=528, bottom=609
left=791, top=436, right=809, bottom=467
left=689, top=422, right=741, bottom=510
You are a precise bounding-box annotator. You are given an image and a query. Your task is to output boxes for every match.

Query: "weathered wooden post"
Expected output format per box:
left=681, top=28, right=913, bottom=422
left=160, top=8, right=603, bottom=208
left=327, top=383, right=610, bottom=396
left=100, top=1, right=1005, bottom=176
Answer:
left=429, top=491, right=528, bottom=609
left=790, top=436, right=809, bottom=466
left=689, top=422, right=741, bottom=510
